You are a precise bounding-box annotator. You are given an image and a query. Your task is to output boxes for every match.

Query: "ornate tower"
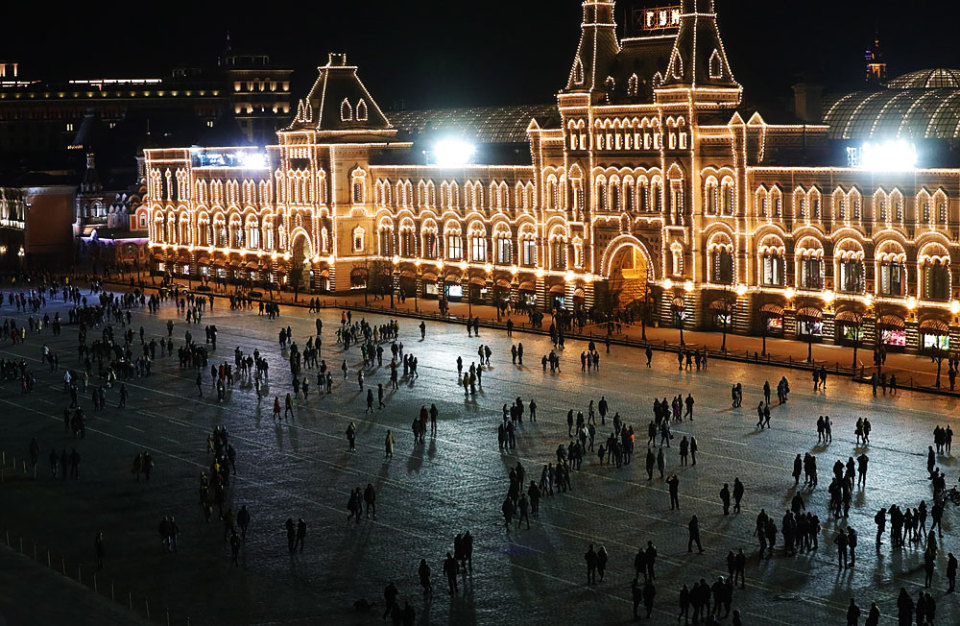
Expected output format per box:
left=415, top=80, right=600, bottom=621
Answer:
left=865, top=32, right=887, bottom=86
left=565, top=0, right=621, bottom=97
left=658, top=0, right=741, bottom=106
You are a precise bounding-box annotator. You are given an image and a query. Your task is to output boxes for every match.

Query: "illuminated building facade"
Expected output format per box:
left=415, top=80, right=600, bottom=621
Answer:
left=145, top=0, right=960, bottom=353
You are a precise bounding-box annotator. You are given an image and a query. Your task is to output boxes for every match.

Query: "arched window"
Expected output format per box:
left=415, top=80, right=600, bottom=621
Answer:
left=712, top=248, right=733, bottom=284
left=794, top=188, right=807, bottom=220
left=874, top=190, right=888, bottom=223
left=595, top=177, right=607, bottom=211
left=809, top=188, right=821, bottom=220
left=352, top=226, right=365, bottom=252
left=771, top=187, right=783, bottom=219
left=573, top=58, right=584, bottom=85
left=721, top=178, right=735, bottom=216
left=356, top=99, right=368, bottom=121
left=755, top=187, right=768, bottom=218
left=650, top=178, right=662, bottom=213
left=834, top=190, right=846, bottom=221
left=918, top=191, right=931, bottom=223
left=378, top=225, right=395, bottom=256
left=445, top=225, right=463, bottom=260
left=469, top=226, right=487, bottom=262
left=340, top=99, right=353, bottom=121
left=352, top=170, right=365, bottom=205
left=704, top=178, right=718, bottom=215
left=245, top=217, right=259, bottom=249
left=520, top=227, right=537, bottom=267
left=197, top=215, right=210, bottom=246
left=925, top=262, right=951, bottom=301
left=671, top=243, right=684, bottom=276
left=893, top=191, right=904, bottom=223
left=709, top=49, right=724, bottom=78
left=572, top=237, right=584, bottom=268
left=262, top=217, right=274, bottom=251
left=609, top=178, right=620, bottom=211
left=494, top=226, right=513, bottom=264
left=422, top=225, right=438, bottom=259
left=935, top=191, right=948, bottom=224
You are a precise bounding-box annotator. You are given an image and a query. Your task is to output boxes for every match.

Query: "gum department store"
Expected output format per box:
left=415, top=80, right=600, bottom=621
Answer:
left=144, top=0, right=960, bottom=353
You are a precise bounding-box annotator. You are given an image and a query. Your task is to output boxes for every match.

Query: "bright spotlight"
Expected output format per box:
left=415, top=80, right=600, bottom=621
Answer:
left=433, top=139, right=475, bottom=167
left=856, top=140, right=918, bottom=171
left=237, top=152, right=268, bottom=169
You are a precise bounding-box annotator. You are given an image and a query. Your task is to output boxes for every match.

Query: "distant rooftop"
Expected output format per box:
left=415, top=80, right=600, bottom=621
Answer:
left=390, top=104, right=557, bottom=145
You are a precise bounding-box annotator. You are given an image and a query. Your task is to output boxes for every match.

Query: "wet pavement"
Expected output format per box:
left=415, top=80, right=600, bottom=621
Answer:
left=0, top=291, right=957, bottom=625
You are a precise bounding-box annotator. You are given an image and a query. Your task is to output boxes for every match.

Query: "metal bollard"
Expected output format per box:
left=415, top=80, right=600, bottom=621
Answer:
left=93, top=574, right=97, bottom=594
left=145, top=598, right=150, bottom=620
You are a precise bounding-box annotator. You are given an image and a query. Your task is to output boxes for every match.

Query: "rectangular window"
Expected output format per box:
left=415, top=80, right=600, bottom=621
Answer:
left=471, top=237, right=486, bottom=262
left=497, top=239, right=513, bottom=265
left=522, top=239, right=536, bottom=266
left=762, top=257, right=783, bottom=286
left=446, top=235, right=462, bottom=260
left=800, top=259, right=821, bottom=290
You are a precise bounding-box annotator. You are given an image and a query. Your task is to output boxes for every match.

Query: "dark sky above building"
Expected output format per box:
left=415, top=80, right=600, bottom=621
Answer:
left=3, top=0, right=960, bottom=111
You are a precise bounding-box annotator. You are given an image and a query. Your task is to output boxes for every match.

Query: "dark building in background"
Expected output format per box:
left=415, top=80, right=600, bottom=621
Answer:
left=0, top=50, right=292, bottom=166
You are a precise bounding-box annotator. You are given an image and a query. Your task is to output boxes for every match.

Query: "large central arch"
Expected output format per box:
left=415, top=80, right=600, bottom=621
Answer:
left=289, top=232, right=313, bottom=290
left=602, top=235, right=656, bottom=309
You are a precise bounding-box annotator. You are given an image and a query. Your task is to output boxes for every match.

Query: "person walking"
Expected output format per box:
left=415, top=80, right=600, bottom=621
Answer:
left=668, top=474, right=680, bottom=510
left=94, top=531, right=105, bottom=570
left=947, top=552, right=957, bottom=592
left=643, top=578, right=656, bottom=618
left=733, top=478, right=744, bottom=513
left=688, top=515, right=703, bottom=553
left=418, top=558, right=432, bottom=595
left=346, top=422, right=356, bottom=451
left=846, top=598, right=861, bottom=626
left=384, top=430, right=395, bottom=458
left=720, top=483, right=731, bottom=516
left=443, top=552, right=459, bottom=595
left=585, top=544, right=598, bottom=584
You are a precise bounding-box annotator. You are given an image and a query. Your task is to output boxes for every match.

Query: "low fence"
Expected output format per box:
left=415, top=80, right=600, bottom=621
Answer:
left=0, top=454, right=191, bottom=625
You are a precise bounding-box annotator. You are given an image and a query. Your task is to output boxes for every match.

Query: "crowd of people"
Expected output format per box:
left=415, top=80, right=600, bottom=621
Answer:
left=0, top=274, right=958, bottom=626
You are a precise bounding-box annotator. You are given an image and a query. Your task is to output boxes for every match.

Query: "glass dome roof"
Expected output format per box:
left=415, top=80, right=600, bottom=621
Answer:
left=887, top=68, right=960, bottom=89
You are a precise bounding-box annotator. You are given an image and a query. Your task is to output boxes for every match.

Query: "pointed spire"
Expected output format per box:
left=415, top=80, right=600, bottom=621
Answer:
left=565, top=0, right=620, bottom=96
left=659, top=0, right=741, bottom=103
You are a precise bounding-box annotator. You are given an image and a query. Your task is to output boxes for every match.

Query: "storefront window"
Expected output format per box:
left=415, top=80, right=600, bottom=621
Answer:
left=880, top=329, right=906, bottom=347
left=922, top=334, right=950, bottom=351
left=797, top=319, right=823, bottom=336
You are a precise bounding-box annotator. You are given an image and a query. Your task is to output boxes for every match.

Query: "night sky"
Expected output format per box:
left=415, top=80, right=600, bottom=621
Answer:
left=3, top=0, right=960, bottom=111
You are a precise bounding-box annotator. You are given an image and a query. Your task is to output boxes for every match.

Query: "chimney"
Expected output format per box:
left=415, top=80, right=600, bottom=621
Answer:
left=792, top=83, right=823, bottom=123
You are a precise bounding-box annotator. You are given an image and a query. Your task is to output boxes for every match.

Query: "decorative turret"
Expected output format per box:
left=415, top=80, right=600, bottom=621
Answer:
left=81, top=153, right=102, bottom=194
left=565, top=0, right=621, bottom=97
left=658, top=0, right=741, bottom=105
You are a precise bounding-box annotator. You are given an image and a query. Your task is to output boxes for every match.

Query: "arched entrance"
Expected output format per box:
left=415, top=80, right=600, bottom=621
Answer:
left=608, top=244, right=652, bottom=309
left=290, top=235, right=312, bottom=290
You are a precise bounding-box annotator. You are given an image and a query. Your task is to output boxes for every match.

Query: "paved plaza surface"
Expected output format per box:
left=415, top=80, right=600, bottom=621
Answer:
left=0, top=290, right=957, bottom=625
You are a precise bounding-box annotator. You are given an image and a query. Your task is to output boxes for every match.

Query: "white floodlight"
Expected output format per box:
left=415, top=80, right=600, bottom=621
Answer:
left=237, top=151, right=268, bottom=169
left=433, top=139, right=476, bottom=167
left=859, top=140, right=917, bottom=171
